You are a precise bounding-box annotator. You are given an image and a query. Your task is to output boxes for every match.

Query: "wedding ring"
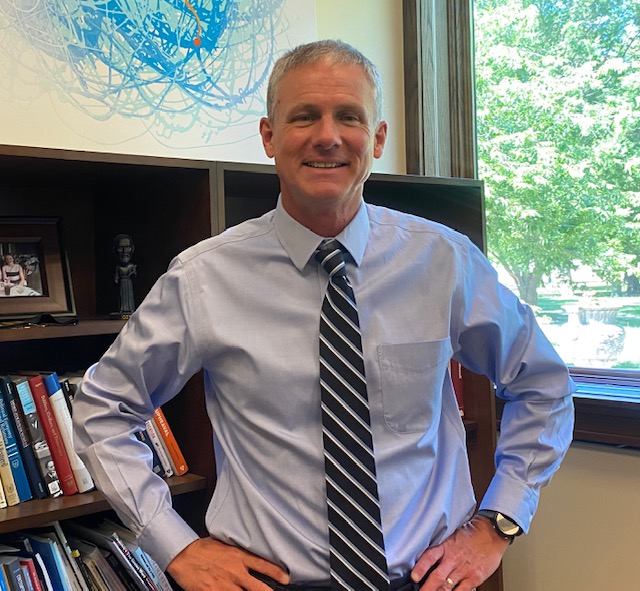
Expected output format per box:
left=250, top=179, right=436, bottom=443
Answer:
left=443, top=577, right=456, bottom=590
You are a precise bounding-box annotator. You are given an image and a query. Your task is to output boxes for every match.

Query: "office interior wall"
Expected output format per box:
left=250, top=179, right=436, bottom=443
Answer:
left=315, top=0, right=406, bottom=174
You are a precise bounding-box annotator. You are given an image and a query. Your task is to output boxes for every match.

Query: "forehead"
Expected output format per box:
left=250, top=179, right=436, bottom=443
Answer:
left=274, top=61, right=376, bottom=111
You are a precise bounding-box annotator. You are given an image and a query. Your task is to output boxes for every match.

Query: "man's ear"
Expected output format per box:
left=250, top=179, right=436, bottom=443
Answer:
left=373, top=121, right=388, bottom=159
left=260, top=117, right=275, bottom=159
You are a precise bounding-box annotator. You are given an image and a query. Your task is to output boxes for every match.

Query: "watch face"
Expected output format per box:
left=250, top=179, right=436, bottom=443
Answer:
left=496, top=513, right=521, bottom=537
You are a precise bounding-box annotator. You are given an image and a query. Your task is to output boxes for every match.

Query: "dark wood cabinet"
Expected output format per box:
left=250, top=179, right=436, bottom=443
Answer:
left=0, top=144, right=498, bottom=587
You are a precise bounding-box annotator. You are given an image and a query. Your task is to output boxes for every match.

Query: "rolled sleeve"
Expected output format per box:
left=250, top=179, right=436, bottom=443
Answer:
left=73, top=258, right=204, bottom=569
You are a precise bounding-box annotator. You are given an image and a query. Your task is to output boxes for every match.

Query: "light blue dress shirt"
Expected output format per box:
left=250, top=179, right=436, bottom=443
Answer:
left=73, top=198, right=575, bottom=582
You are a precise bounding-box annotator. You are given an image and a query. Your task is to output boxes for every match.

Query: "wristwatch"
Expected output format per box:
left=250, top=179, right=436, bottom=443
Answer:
left=476, top=510, right=523, bottom=544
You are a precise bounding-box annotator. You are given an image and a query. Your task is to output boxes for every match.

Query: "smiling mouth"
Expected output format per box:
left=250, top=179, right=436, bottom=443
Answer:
left=304, top=162, right=346, bottom=168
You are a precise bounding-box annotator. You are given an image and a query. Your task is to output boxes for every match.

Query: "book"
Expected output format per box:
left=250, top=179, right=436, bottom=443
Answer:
left=27, top=376, right=77, bottom=497
left=0, top=431, right=19, bottom=506
left=17, top=558, right=44, bottom=591
left=80, top=559, right=107, bottom=591
left=450, top=360, right=465, bottom=417
left=30, top=529, right=81, bottom=591
left=109, top=533, right=158, bottom=591
left=0, top=555, right=29, bottom=591
left=24, top=534, right=72, bottom=591
left=102, top=552, right=138, bottom=591
left=0, top=537, right=52, bottom=591
left=0, top=380, right=32, bottom=502
left=49, top=524, right=90, bottom=591
left=65, top=538, right=125, bottom=591
left=31, top=554, right=53, bottom=591
left=41, top=374, right=94, bottom=494
left=97, top=521, right=171, bottom=591
left=11, top=377, right=62, bottom=499
left=0, top=377, right=47, bottom=499
left=0, top=477, right=6, bottom=509
left=0, top=566, right=8, bottom=591
left=143, top=421, right=173, bottom=478
left=152, top=409, right=188, bottom=476
left=20, top=564, right=35, bottom=591
left=69, top=551, right=93, bottom=591
left=62, top=524, right=151, bottom=591
left=132, top=431, right=163, bottom=478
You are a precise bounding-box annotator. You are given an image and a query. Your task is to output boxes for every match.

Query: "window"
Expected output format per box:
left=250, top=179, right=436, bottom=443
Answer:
left=403, top=0, right=640, bottom=447
left=475, top=0, right=640, bottom=377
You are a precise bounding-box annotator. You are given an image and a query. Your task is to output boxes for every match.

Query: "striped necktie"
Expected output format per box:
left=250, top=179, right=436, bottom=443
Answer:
left=314, top=239, right=390, bottom=591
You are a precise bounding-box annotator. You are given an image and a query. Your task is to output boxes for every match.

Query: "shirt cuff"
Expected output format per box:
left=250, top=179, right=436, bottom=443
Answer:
left=479, top=473, right=539, bottom=533
left=137, top=506, right=201, bottom=572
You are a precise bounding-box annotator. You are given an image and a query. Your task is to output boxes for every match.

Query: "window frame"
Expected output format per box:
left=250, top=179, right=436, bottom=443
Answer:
left=402, top=0, right=640, bottom=449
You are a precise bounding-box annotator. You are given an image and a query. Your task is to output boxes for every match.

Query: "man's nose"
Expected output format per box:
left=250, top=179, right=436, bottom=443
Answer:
left=312, top=116, right=341, bottom=149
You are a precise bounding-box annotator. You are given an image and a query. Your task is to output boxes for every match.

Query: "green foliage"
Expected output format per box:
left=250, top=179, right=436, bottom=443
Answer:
left=475, top=0, right=640, bottom=304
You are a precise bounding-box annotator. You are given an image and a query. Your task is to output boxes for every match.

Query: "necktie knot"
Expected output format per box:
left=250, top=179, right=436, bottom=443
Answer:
left=314, top=239, right=348, bottom=279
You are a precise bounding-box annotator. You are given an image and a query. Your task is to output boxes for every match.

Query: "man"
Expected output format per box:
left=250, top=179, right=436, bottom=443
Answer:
left=73, top=40, right=574, bottom=591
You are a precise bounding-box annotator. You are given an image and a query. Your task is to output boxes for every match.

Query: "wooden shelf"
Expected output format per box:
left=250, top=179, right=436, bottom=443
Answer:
left=0, top=145, right=497, bottom=591
left=0, top=319, right=126, bottom=343
left=0, top=473, right=207, bottom=534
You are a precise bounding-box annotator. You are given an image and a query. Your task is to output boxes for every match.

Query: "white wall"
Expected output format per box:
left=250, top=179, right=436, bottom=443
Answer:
left=315, top=0, right=406, bottom=174
left=318, top=4, right=640, bottom=591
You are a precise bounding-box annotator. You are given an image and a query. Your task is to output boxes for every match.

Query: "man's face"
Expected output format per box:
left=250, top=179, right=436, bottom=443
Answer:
left=116, top=238, right=133, bottom=263
left=260, top=60, right=387, bottom=232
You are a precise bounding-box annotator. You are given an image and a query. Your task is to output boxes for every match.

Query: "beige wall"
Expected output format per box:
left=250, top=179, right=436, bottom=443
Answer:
left=504, top=443, right=640, bottom=591
left=315, top=0, right=406, bottom=174
left=317, top=3, right=640, bottom=590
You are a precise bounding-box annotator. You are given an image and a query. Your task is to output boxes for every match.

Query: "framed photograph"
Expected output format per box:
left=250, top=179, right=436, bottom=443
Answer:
left=0, top=217, right=76, bottom=322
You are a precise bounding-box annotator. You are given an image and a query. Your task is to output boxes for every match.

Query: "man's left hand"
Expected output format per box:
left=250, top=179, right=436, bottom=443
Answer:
left=409, top=515, right=511, bottom=591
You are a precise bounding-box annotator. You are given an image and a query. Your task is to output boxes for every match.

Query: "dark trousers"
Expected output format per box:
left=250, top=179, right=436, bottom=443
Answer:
left=251, top=571, right=420, bottom=591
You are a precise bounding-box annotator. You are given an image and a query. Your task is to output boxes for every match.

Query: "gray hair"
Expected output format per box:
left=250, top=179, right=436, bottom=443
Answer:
left=266, top=39, right=384, bottom=123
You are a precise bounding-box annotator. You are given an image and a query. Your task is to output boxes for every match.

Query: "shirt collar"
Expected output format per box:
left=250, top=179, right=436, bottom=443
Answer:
left=274, top=197, right=370, bottom=271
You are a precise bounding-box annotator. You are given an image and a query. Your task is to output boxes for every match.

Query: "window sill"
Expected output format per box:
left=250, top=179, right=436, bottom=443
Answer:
left=495, top=379, right=640, bottom=450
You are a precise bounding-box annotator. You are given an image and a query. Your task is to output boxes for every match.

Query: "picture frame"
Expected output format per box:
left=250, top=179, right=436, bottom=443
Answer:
left=0, top=217, right=76, bottom=323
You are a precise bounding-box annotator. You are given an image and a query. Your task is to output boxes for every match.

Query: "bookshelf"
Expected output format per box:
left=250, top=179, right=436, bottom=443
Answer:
left=0, top=144, right=498, bottom=589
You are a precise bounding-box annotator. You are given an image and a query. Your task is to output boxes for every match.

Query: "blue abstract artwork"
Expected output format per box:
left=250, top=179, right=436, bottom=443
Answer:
left=0, top=0, right=316, bottom=160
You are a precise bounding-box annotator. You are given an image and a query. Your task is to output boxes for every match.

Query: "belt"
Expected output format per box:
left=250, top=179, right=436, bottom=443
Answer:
left=251, top=571, right=419, bottom=591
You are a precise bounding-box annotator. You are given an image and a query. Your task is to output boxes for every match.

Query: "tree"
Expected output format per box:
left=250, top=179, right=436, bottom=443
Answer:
left=475, top=0, right=640, bottom=305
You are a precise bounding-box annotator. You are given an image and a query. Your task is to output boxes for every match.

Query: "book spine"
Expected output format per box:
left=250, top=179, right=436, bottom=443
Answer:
left=70, top=551, right=93, bottom=591
left=143, top=421, right=173, bottom=478
left=109, top=534, right=158, bottom=591
left=0, top=470, right=7, bottom=508
left=18, top=559, right=45, bottom=591
left=103, top=554, right=138, bottom=591
left=42, top=374, right=94, bottom=493
left=2, top=377, right=47, bottom=499
left=52, top=522, right=90, bottom=591
left=450, top=360, right=465, bottom=417
left=27, top=376, right=78, bottom=496
left=3, top=560, right=28, bottom=591
left=133, top=431, right=163, bottom=477
left=13, top=378, right=63, bottom=498
left=0, top=432, right=19, bottom=505
left=152, top=408, right=188, bottom=476
left=0, top=381, right=32, bottom=502
left=33, top=552, right=55, bottom=591
left=81, top=560, right=107, bottom=591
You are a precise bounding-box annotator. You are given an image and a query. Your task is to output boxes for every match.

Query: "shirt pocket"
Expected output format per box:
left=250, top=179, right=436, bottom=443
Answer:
left=378, top=340, right=451, bottom=433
